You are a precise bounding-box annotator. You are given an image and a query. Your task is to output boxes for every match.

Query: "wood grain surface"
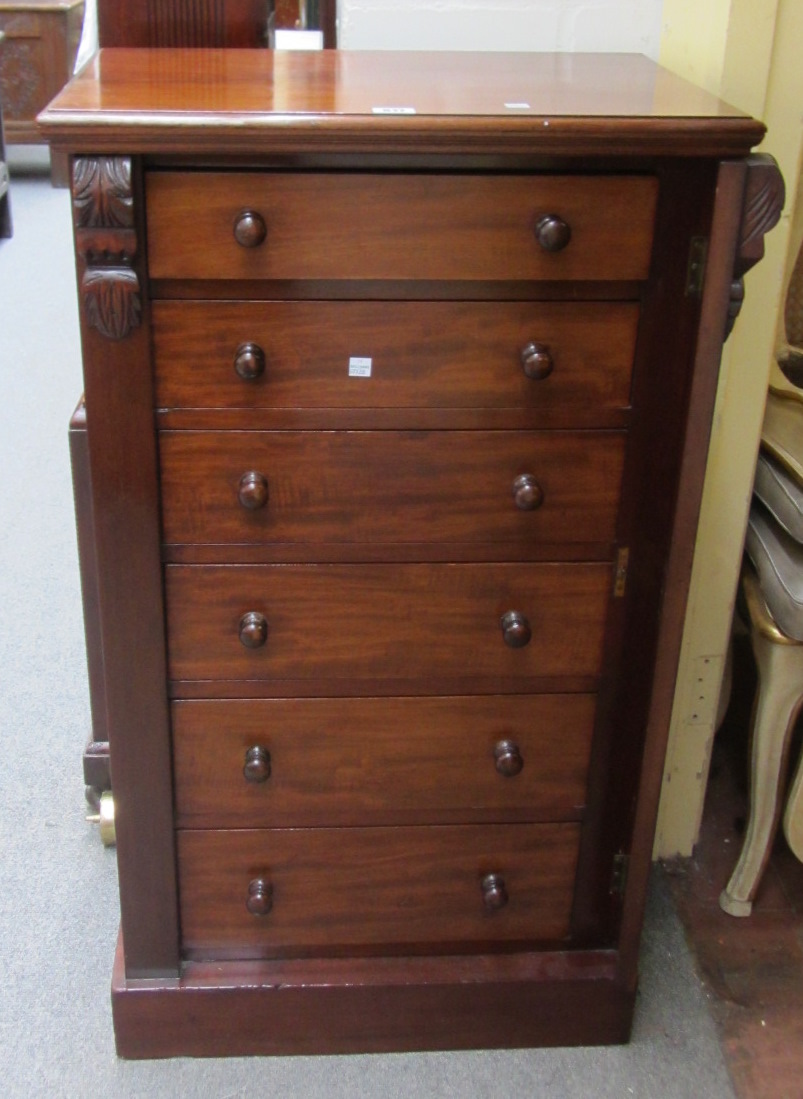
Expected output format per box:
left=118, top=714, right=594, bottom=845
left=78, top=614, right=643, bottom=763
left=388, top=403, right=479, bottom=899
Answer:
left=158, top=430, right=625, bottom=547
left=164, top=562, right=611, bottom=682
left=171, top=694, right=596, bottom=826
left=145, top=172, right=658, bottom=282
left=111, top=936, right=633, bottom=1056
left=152, top=300, right=639, bottom=416
left=39, top=51, right=765, bottom=160
left=177, top=822, right=581, bottom=957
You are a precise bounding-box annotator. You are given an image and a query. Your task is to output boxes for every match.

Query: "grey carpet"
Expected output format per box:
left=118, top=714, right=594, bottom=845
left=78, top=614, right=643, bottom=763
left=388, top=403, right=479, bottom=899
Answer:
left=0, top=148, right=736, bottom=1099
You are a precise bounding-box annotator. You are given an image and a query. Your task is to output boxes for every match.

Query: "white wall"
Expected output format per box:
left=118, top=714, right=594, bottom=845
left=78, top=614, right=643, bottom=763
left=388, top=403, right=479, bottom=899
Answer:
left=338, top=0, right=663, bottom=56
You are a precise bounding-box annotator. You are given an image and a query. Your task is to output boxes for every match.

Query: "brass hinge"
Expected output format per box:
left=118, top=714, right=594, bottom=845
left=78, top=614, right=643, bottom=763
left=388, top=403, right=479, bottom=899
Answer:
left=610, top=851, right=629, bottom=897
left=613, top=546, right=629, bottom=598
left=686, top=236, right=708, bottom=297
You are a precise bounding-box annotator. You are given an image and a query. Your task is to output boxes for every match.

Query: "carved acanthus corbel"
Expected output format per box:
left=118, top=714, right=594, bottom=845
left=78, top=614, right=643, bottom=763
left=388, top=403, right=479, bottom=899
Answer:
left=72, top=157, right=141, bottom=341
left=725, top=154, right=785, bottom=339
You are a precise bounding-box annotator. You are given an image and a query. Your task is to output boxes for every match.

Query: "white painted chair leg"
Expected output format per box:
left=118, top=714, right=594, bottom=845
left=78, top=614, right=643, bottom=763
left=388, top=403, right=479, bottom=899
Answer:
left=720, top=611, right=803, bottom=916
left=783, top=725, right=803, bottom=860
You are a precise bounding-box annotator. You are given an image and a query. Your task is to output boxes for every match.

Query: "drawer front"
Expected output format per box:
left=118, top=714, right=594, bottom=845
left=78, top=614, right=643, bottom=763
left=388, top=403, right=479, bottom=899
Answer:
left=172, top=695, right=596, bottom=827
left=146, top=172, right=657, bottom=282
left=165, top=562, right=611, bottom=682
left=152, top=301, right=639, bottom=415
left=159, top=430, right=625, bottom=547
left=177, top=823, right=581, bottom=958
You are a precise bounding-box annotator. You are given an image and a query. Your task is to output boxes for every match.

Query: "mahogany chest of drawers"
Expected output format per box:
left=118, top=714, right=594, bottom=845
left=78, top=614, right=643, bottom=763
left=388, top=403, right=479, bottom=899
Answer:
left=40, top=49, right=781, bottom=1057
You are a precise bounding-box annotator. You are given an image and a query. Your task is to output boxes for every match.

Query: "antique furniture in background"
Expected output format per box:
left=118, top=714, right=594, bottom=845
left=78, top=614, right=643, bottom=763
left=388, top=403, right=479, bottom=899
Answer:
left=95, top=0, right=335, bottom=48
left=0, top=31, right=10, bottom=237
left=0, top=0, right=84, bottom=185
left=719, top=238, right=803, bottom=918
left=720, top=293, right=803, bottom=917
left=40, top=49, right=780, bottom=1056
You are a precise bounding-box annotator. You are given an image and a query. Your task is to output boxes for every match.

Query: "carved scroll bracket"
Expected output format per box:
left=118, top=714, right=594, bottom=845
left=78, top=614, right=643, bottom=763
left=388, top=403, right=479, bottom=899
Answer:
left=72, top=157, right=141, bottom=341
left=725, top=154, right=785, bottom=339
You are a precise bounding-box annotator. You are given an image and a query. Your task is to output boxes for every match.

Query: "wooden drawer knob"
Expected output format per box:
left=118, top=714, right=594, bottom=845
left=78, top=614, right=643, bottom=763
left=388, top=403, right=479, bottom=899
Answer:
left=494, top=739, right=524, bottom=777
left=233, top=209, right=267, bottom=248
left=246, top=877, right=273, bottom=916
left=500, top=610, right=531, bottom=648
left=520, top=342, right=554, bottom=381
left=534, top=214, right=571, bottom=252
left=238, top=471, right=269, bottom=510
left=234, top=342, right=266, bottom=381
left=481, top=873, right=508, bottom=911
left=512, top=474, right=544, bottom=511
left=243, top=745, right=271, bottom=783
left=239, top=611, right=268, bottom=649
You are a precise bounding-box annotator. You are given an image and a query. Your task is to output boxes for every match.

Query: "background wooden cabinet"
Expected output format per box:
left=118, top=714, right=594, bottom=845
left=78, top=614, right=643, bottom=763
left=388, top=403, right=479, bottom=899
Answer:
left=0, top=30, right=11, bottom=236
left=0, top=0, right=84, bottom=185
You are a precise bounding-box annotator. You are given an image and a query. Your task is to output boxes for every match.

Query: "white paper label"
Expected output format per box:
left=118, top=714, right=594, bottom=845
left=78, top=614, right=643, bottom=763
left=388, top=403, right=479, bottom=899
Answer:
left=372, top=106, right=416, bottom=115
left=504, top=102, right=531, bottom=110
left=348, top=357, right=373, bottom=378
left=274, top=29, right=324, bottom=50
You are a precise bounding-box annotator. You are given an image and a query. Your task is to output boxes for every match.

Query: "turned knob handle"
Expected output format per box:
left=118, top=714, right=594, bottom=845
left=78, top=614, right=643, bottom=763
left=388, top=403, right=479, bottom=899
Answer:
left=246, top=877, right=273, bottom=916
left=500, top=610, right=531, bottom=648
left=494, top=739, right=524, bottom=777
left=243, top=745, right=271, bottom=783
left=234, top=342, right=266, bottom=381
left=534, top=213, right=571, bottom=252
left=481, top=873, right=508, bottom=911
left=238, top=471, right=269, bottom=510
left=239, top=611, right=268, bottom=649
left=520, top=342, right=554, bottom=381
left=512, top=474, right=544, bottom=512
left=233, top=209, right=267, bottom=248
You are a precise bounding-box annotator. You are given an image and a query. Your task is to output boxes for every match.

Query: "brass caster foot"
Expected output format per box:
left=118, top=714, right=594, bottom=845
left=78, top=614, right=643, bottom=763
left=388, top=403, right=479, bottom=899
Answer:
left=86, top=790, right=116, bottom=847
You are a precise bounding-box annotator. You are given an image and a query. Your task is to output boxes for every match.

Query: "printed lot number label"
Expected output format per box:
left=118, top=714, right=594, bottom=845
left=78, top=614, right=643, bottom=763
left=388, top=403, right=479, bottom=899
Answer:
left=348, top=357, right=373, bottom=377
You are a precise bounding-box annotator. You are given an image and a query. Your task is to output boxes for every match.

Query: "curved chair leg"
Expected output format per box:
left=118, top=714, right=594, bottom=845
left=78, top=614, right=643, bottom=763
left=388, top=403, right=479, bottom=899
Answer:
left=783, top=731, right=803, bottom=861
left=719, top=628, right=803, bottom=916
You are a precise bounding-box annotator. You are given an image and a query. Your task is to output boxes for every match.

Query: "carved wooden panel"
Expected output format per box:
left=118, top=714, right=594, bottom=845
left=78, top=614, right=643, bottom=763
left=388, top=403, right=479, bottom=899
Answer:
left=0, top=3, right=84, bottom=146
left=725, top=154, right=785, bottom=338
left=737, top=156, right=786, bottom=275
left=73, top=156, right=135, bottom=230
left=784, top=241, right=803, bottom=351
left=0, top=38, right=42, bottom=120
left=73, top=157, right=141, bottom=341
left=82, top=268, right=142, bottom=341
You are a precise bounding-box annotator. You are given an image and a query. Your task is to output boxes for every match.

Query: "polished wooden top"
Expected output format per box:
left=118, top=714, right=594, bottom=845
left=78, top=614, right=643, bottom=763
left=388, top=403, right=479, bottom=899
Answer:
left=39, top=49, right=765, bottom=158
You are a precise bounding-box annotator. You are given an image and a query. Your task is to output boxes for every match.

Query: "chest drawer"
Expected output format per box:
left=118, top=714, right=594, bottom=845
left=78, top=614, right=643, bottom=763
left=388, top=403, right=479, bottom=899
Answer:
left=172, top=695, right=596, bottom=827
left=165, top=562, right=611, bottom=684
left=177, top=823, right=581, bottom=959
left=159, top=430, right=625, bottom=548
left=152, top=301, right=639, bottom=418
left=145, top=172, right=658, bottom=282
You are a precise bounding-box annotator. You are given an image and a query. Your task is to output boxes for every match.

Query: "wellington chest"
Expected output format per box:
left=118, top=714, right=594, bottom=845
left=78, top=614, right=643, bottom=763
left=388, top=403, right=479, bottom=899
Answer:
left=39, top=49, right=782, bottom=1057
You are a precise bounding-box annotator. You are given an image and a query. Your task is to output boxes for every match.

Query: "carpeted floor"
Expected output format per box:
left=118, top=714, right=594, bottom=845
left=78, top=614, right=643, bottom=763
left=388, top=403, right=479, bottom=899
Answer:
left=0, top=148, right=738, bottom=1099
